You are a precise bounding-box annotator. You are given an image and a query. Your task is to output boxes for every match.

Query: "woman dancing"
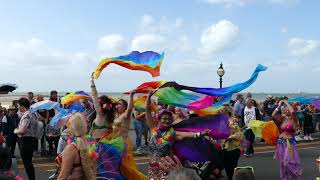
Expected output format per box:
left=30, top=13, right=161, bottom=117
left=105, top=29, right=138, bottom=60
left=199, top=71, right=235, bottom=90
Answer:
left=90, top=75, right=146, bottom=179
left=145, top=91, right=211, bottom=179
left=220, top=104, right=244, bottom=180
left=273, top=100, right=302, bottom=180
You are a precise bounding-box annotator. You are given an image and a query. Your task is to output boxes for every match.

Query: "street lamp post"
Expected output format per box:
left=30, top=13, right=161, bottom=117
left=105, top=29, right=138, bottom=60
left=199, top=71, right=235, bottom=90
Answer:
left=217, top=62, right=225, bottom=88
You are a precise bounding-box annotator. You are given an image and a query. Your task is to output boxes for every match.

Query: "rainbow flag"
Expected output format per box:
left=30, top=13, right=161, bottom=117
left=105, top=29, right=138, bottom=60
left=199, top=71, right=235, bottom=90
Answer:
left=124, top=81, right=166, bottom=94
left=93, top=51, right=164, bottom=79
left=134, top=96, right=158, bottom=112
left=61, top=91, right=91, bottom=105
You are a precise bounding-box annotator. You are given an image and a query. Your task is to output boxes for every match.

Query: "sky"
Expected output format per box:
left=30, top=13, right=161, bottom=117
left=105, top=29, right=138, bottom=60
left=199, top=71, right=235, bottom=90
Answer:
left=0, top=0, right=319, bottom=93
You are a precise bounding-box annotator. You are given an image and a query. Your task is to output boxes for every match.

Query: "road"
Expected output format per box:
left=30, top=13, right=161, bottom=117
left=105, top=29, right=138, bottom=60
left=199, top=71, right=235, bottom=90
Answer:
left=16, top=141, right=319, bottom=180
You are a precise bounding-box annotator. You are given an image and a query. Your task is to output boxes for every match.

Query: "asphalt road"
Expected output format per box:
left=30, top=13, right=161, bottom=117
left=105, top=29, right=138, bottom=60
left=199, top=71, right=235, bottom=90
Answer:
left=18, top=145, right=319, bottom=180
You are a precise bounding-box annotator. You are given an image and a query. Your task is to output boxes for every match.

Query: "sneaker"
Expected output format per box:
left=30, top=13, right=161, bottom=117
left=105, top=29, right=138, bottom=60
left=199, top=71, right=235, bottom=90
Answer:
left=134, top=148, right=143, bottom=155
left=295, top=136, right=303, bottom=141
left=243, top=153, right=249, bottom=157
left=309, top=136, right=314, bottom=141
left=48, top=171, right=58, bottom=179
left=303, top=136, right=309, bottom=141
left=249, top=154, right=254, bottom=157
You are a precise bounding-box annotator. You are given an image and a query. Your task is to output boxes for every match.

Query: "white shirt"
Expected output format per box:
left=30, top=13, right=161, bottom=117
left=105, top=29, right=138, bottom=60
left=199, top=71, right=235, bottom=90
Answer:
left=244, top=106, right=256, bottom=126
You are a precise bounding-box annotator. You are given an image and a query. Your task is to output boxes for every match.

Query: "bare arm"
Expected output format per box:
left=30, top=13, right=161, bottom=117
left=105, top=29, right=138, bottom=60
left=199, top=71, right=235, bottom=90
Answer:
left=136, top=112, right=146, bottom=120
left=283, top=100, right=294, bottom=114
left=57, top=145, right=77, bottom=180
left=124, top=91, right=135, bottom=120
left=175, top=131, right=194, bottom=141
left=145, top=91, right=156, bottom=130
left=118, top=91, right=135, bottom=138
left=175, top=130, right=211, bottom=141
left=90, top=75, right=104, bottom=126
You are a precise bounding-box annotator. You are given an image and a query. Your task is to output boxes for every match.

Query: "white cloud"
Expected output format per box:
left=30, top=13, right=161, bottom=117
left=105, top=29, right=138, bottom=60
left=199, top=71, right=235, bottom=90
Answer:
left=288, top=37, right=320, bottom=57
left=131, top=34, right=167, bottom=52
left=97, top=34, right=126, bottom=53
left=0, top=38, right=67, bottom=67
left=199, top=20, right=239, bottom=55
left=0, top=38, right=97, bottom=92
left=205, top=0, right=252, bottom=8
left=139, top=14, right=183, bottom=34
left=270, top=0, right=299, bottom=5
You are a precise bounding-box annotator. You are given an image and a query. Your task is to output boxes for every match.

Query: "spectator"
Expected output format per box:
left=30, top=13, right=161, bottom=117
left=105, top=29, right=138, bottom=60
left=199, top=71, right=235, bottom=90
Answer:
left=241, top=99, right=262, bottom=127
left=233, top=94, right=244, bottom=122
left=174, top=107, right=188, bottom=124
left=27, top=92, right=36, bottom=105
left=302, top=104, right=314, bottom=141
left=262, top=95, right=275, bottom=120
left=14, top=98, right=38, bottom=180
left=2, top=105, right=19, bottom=157
left=246, top=92, right=252, bottom=100
left=133, top=110, right=147, bottom=155
left=46, top=123, right=60, bottom=156
left=49, top=90, right=58, bottom=118
left=241, top=99, right=261, bottom=157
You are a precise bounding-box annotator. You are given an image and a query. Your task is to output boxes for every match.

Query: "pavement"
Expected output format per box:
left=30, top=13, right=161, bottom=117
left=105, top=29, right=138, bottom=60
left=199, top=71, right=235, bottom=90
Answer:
left=14, top=130, right=320, bottom=179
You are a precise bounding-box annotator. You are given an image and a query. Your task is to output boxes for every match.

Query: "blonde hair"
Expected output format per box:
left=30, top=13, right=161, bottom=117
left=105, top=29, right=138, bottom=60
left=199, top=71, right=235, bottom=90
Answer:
left=69, top=113, right=96, bottom=179
left=69, top=113, right=87, bottom=137
left=69, top=113, right=87, bottom=151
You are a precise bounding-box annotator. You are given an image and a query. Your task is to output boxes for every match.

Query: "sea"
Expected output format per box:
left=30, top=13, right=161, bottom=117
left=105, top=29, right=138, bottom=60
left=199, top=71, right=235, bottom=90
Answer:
left=1, top=92, right=319, bottom=108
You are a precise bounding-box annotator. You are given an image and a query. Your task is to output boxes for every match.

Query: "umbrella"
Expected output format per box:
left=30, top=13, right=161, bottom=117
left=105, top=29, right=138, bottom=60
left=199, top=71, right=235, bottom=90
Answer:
left=0, top=84, right=18, bottom=94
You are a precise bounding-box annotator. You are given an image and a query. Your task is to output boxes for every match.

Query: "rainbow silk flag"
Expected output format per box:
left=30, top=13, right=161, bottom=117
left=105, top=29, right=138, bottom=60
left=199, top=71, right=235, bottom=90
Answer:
left=61, top=91, right=91, bottom=105
left=133, top=96, right=158, bottom=112
left=93, top=51, right=164, bottom=79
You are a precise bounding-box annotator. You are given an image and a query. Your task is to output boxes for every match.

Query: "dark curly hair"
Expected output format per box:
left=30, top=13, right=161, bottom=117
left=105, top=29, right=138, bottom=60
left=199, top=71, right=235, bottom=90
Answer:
left=18, top=97, right=31, bottom=109
left=99, top=95, right=116, bottom=124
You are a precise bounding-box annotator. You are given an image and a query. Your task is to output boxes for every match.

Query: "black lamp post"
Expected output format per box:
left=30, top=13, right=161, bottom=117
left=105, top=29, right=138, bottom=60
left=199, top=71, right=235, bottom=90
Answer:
left=217, top=62, right=225, bottom=88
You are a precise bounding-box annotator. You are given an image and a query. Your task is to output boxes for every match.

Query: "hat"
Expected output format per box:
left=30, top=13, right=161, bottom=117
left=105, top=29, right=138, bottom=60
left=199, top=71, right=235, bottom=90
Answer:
left=267, top=95, right=273, bottom=99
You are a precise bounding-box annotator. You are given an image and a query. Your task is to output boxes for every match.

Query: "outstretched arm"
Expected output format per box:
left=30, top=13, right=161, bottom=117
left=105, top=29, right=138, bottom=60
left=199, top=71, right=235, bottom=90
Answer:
left=91, top=74, right=104, bottom=126
left=175, top=129, right=211, bottom=141
left=124, top=91, right=135, bottom=120
left=283, top=100, right=294, bottom=114
left=145, top=91, right=156, bottom=130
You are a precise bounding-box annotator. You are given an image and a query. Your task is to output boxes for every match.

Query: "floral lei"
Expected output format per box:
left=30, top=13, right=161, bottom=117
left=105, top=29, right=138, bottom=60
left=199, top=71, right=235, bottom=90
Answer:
left=152, top=127, right=176, bottom=145
left=67, top=135, right=98, bottom=159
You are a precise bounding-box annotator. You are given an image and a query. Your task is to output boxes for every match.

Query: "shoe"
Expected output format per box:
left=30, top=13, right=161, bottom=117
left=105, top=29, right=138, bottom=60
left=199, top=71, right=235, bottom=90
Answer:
left=303, top=136, right=309, bottom=141
left=295, top=136, right=303, bottom=141
left=48, top=171, right=58, bottom=180
left=243, top=153, right=249, bottom=157
left=249, top=154, right=254, bottom=157
left=134, top=148, right=143, bottom=155
left=309, top=136, right=314, bottom=141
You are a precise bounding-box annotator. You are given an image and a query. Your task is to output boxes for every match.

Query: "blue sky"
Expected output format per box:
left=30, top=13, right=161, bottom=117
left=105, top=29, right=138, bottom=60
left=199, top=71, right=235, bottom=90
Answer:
left=0, top=0, right=319, bottom=93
